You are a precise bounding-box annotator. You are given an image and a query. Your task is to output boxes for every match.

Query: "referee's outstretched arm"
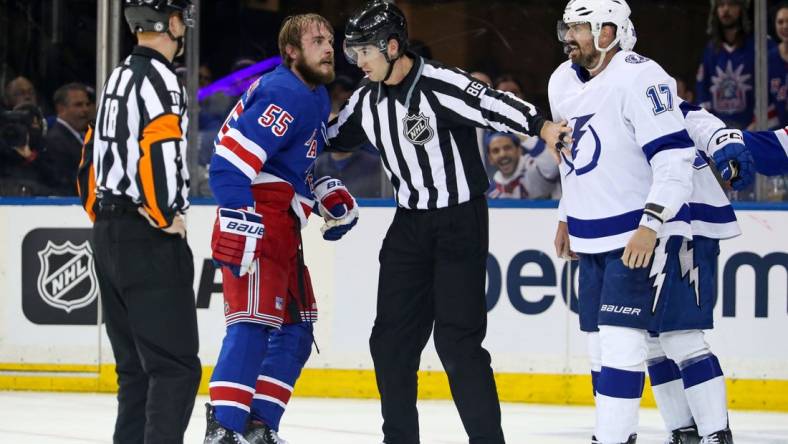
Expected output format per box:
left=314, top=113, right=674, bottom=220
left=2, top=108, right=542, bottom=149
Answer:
left=326, top=67, right=572, bottom=156
left=420, top=64, right=546, bottom=136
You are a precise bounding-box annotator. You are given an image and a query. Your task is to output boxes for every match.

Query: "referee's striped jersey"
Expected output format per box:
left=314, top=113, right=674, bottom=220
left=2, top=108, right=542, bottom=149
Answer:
left=78, top=46, right=189, bottom=227
left=326, top=54, right=546, bottom=210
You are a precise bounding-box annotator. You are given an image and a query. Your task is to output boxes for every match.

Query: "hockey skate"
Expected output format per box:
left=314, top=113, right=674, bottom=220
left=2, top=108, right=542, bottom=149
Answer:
left=592, top=433, right=637, bottom=444
left=245, top=419, right=290, bottom=444
left=204, top=403, right=251, bottom=444
left=667, top=425, right=700, bottom=444
left=699, top=429, right=733, bottom=444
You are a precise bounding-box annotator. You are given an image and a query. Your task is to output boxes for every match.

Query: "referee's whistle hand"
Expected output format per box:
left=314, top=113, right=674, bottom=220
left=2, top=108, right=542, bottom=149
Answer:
left=541, top=120, right=573, bottom=164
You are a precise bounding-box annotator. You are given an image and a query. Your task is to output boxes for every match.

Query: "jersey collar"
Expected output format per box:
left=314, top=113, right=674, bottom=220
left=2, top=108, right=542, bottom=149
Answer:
left=571, top=63, right=591, bottom=83
left=131, top=46, right=174, bottom=69
left=378, top=51, right=424, bottom=109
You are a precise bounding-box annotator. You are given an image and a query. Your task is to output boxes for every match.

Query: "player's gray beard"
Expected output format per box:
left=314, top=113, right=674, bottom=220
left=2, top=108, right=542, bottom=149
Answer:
left=578, top=50, right=602, bottom=70
left=295, top=57, right=335, bottom=86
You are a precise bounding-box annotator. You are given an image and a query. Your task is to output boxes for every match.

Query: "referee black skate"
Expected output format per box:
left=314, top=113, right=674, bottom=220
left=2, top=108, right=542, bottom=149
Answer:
left=77, top=1, right=201, bottom=442
left=327, top=2, right=572, bottom=443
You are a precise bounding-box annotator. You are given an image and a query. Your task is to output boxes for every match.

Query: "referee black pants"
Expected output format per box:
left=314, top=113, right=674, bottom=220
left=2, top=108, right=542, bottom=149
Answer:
left=370, top=197, right=504, bottom=444
left=92, top=209, right=201, bottom=444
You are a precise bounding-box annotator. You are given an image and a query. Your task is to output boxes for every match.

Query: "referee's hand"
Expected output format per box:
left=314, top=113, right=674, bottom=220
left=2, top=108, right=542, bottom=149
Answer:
left=138, top=208, right=187, bottom=239
left=541, top=120, right=573, bottom=164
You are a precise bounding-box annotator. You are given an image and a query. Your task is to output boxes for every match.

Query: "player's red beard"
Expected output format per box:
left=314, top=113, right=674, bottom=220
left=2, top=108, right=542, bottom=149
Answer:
left=294, top=53, right=336, bottom=86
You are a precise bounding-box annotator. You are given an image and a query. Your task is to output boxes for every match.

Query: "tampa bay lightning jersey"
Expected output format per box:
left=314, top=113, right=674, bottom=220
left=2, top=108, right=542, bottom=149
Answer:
left=209, top=64, right=331, bottom=210
left=695, top=36, right=776, bottom=129
left=549, top=51, right=696, bottom=254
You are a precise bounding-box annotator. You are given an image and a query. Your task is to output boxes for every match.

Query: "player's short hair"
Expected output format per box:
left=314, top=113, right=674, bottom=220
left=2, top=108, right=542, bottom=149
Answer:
left=53, top=82, right=89, bottom=108
left=278, top=13, right=333, bottom=68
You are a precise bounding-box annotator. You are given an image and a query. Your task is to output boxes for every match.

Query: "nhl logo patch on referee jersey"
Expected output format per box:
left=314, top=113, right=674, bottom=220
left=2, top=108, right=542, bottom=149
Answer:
left=402, top=112, right=434, bottom=145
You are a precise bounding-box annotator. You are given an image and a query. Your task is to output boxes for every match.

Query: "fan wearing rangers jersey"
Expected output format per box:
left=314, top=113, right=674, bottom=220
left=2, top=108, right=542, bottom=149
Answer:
left=485, top=132, right=560, bottom=199
left=550, top=1, right=733, bottom=443
left=204, top=14, right=358, bottom=444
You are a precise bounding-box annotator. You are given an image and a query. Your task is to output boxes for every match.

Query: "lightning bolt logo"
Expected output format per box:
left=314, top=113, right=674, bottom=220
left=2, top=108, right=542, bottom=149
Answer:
left=563, top=114, right=601, bottom=176
left=650, top=238, right=670, bottom=314
left=679, top=240, right=701, bottom=306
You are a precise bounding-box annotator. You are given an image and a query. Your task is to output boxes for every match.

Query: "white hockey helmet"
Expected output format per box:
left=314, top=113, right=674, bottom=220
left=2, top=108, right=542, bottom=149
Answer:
left=619, top=18, right=637, bottom=51
left=558, top=0, right=632, bottom=52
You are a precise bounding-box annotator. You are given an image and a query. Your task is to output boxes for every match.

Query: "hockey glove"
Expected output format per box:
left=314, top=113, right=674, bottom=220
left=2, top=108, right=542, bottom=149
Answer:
left=709, top=129, right=755, bottom=191
left=211, top=208, right=264, bottom=277
left=312, top=176, right=359, bottom=241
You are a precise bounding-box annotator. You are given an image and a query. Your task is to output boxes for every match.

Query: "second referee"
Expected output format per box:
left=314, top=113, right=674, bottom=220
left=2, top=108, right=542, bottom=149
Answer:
left=328, top=2, right=572, bottom=444
left=77, top=1, right=201, bottom=442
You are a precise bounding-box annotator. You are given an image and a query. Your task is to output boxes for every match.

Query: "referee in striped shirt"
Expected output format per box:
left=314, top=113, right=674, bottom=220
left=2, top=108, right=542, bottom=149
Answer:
left=77, top=1, right=201, bottom=442
left=328, top=3, right=572, bottom=443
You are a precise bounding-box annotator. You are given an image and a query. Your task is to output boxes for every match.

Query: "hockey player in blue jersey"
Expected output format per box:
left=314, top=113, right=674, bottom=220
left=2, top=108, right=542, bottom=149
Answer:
left=677, top=98, right=788, bottom=189
left=204, top=14, right=358, bottom=444
left=550, top=1, right=735, bottom=443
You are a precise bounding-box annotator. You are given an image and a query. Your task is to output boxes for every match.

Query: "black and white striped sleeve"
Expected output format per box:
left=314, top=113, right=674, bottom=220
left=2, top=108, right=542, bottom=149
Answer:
left=421, top=64, right=546, bottom=137
left=134, top=61, right=187, bottom=228
left=326, top=87, right=370, bottom=152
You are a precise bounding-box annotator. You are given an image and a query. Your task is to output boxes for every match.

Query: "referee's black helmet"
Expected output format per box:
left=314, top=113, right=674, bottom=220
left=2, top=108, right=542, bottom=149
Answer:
left=344, top=1, right=408, bottom=64
left=123, top=0, right=195, bottom=34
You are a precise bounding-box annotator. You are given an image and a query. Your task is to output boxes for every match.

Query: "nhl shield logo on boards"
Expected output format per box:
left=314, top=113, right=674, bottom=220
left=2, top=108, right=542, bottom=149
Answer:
left=36, top=240, right=98, bottom=313
left=402, top=112, right=434, bottom=145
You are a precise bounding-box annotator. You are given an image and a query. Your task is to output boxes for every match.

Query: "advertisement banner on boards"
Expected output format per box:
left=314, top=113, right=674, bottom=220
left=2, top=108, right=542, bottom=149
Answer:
left=0, top=204, right=785, bottom=380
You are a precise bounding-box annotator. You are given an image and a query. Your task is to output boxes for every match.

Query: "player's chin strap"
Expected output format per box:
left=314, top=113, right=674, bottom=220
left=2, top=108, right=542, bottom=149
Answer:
left=588, top=34, right=621, bottom=73
left=166, top=29, right=185, bottom=58
left=382, top=54, right=400, bottom=83
left=382, top=44, right=405, bottom=83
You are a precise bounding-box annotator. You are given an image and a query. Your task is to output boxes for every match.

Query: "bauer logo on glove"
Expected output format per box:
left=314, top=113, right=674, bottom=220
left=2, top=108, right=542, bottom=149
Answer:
left=211, top=208, right=265, bottom=277
left=219, top=209, right=265, bottom=238
left=311, top=176, right=359, bottom=241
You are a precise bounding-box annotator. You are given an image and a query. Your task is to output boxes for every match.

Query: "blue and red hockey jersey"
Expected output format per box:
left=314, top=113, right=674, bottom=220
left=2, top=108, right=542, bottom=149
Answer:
left=209, top=64, right=331, bottom=213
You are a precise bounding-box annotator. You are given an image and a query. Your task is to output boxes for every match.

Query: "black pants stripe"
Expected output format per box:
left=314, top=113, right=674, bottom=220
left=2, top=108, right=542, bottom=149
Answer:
left=92, top=210, right=201, bottom=444
left=370, top=197, right=504, bottom=444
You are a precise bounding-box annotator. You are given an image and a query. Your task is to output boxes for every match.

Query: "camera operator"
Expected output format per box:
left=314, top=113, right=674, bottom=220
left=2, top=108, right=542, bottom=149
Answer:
left=0, top=104, right=53, bottom=196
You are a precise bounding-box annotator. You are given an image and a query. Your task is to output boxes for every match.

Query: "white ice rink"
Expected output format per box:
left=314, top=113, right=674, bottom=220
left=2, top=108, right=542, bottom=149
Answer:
left=1, top=392, right=787, bottom=443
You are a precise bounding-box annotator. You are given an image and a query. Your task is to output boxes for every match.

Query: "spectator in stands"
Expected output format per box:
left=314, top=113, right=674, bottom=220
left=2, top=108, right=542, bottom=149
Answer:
left=42, top=82, right=91, bottom=196
left=0, top=103, right=53, bottom=196
left=4, top=76, right=38, bottom=110
left=314, top=148, right=392, bottom=198
left=470, top=71, right=493, bottom=87
left=676, top=77, right=696, bottom=104
left=696, top=0, right=776, bottom=129
left=199, top=64, right=213, bottom=87
left=485, top=132, right=559, bottom=200
left=316, top=75, right=391, bottom=198
left=329, top=75, right=355, bottom=116
left=85, top=85, right=98, bottom=122
left=494, top=74, right=524, bottom=99
left=768, top=2, right=788, bottom=127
